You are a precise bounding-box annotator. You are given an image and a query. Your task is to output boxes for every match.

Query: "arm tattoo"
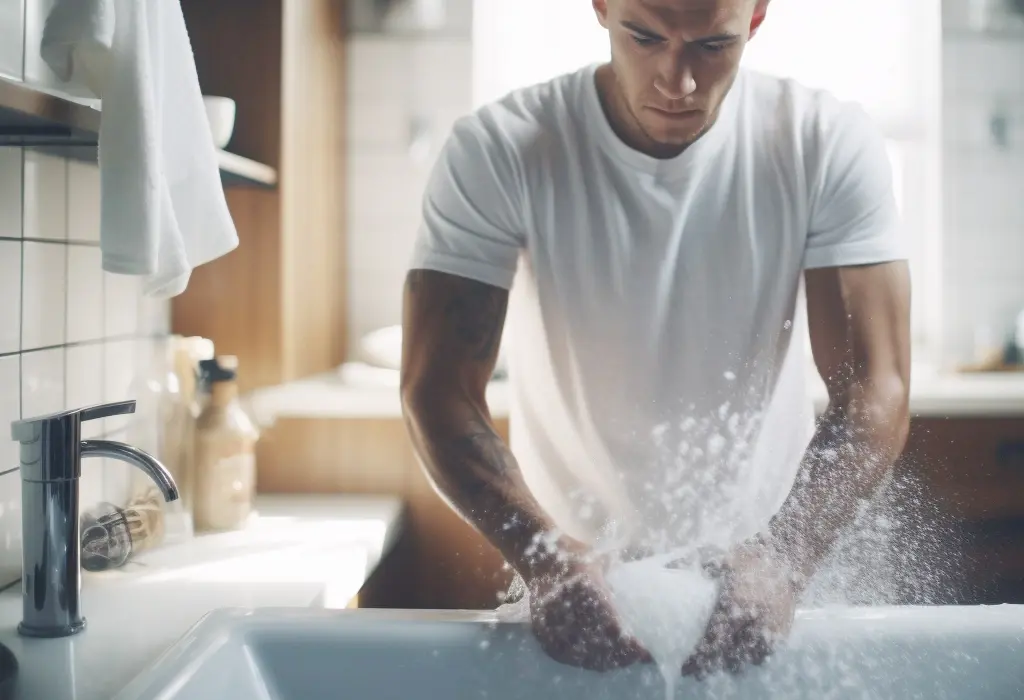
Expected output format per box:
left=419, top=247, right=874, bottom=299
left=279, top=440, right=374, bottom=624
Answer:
left=443, top=286, right=505, bottom=361
left=406, top=270, right=507, bottom=363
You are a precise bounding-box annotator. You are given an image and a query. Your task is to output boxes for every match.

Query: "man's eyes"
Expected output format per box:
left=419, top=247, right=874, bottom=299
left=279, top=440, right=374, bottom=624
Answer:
left=629, top=36, right=734, bottom=53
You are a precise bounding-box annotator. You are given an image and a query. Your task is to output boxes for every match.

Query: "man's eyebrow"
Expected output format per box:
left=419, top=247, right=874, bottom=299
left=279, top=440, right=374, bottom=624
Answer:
left=619, top=21, right=741, bottom=44
left=620, top=21, right=666, bottom=40
left=695, top=33, right=742, bottom=43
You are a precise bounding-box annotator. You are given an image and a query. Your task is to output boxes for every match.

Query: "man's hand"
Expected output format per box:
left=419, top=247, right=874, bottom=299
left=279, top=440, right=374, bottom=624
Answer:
left=529, top=556, right=651, bottom=672
left=682, top=542, right=798, bottom=679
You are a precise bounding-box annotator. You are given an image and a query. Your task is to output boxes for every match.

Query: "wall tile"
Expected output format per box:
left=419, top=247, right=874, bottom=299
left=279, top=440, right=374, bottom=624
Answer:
left=104, top=340, right=136, bottom=434
left=23, top=151, right=67, bottom=241
left=942, top=40, right=1024, bottom=98
left=0, top=241, right=20, bottom=355
left=944, top=150, right=1024, bottom=235
left=138, top=295, right=170, bottom=337
left=105, top=273, right=141, bottom=338
left=348, top=38, right=412, bottom=104
left=21, top=348, right=64, bottom=420
left=66, top=246, right=104, bottom=343
left=348, top=264, right=407, bottom=348
left=411, top=39, right=473, bottom=111
left=21, top=241, right=67, bottom=350
left=67, top=161, right=101, bottom=243
left=0, top=148, right=22, bottom=239
left=0, top=355, right=19, bottom=472
left=348, top=102, right=410, bottom=151
left=66, top=343, right=105, bottom=436
left=347, top=152, right=429, bottom=236
left=0, top=471, right=22, bottom=586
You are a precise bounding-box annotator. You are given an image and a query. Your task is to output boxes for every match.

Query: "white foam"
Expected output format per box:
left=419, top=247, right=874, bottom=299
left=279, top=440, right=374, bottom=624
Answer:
left=606, top=554, right=719, bottom=700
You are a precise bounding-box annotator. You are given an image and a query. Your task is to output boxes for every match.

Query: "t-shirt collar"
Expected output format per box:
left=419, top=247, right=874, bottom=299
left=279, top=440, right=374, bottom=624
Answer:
left=582, top=62, right=743, bottom=180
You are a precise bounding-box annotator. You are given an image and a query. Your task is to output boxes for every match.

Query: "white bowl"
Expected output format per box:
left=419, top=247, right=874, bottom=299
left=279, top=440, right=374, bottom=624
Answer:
left=203, top=96, right=236, bottom=149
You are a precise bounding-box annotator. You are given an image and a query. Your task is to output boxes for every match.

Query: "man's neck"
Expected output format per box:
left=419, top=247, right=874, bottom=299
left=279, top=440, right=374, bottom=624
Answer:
left=592, top=63, right=727, bottom=161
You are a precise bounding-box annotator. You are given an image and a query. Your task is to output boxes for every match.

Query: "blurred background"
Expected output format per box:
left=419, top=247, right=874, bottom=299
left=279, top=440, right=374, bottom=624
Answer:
left=0, top=0, right=1022, bottom=613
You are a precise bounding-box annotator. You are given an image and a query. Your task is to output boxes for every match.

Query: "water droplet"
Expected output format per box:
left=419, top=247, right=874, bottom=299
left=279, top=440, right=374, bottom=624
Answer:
left=723, top=371, right=736, bottom=381
left=784, top=320, right=793, bottom=330
left=479, top=639, right=490, bottom=650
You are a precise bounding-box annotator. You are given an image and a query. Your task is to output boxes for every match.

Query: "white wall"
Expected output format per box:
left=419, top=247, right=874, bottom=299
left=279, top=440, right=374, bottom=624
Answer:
left=345, top=34, right=474, bottom=356
left=939, top=0, right=1024, bottom=365
left=471, top=1, right=608, bottom=108
left=343, top=0, right=1023, bottom=367
left=0, top=149, right=171, bottom=587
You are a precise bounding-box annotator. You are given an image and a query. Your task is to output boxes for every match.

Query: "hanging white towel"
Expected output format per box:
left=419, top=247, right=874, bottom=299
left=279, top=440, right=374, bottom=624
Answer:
left=41, top=0, right=238, bottom=298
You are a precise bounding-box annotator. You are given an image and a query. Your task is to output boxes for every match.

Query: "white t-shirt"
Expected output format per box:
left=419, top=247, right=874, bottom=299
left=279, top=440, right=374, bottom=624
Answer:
left=409, top=64, right=905, bottom=555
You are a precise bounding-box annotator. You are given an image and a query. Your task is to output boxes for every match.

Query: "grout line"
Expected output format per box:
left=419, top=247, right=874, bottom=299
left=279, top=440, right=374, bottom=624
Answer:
left=0, top=236, right=100, bottom=246
left=18, top=146, right=24, bottom=420
left=0, top=467, right=18, bottom=478
left=0, top=578, right=20, bottom=595
left=1, top=333, right=167, bottom=359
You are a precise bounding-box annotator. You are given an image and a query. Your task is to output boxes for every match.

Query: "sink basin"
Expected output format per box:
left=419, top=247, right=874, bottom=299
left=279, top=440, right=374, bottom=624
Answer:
left=114, top=605, right=1024, bottom=699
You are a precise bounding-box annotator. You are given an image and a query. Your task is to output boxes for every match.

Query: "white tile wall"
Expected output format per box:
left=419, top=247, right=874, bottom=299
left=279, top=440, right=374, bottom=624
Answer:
left=23, top=151, right=67, bottom=241
left=0, top=240, right=19, bottom=354
left=939, top=10, right=1024, bottom=365
left=105, top=272, right=141, bottom=338
left=21, top=241, right=67, bottom=349
left=66, top=245, right=104, bottom=343
left=0, top=355, right=19, bottom=472
left=0, top=148, right=22, bottom=238
left=346, top=36, right=474, bottom=353
left=0, top=147, right=172, bottom=586
left=21, top=347, right=64, bottom=418
left=67, top=161, right=101, bottom=243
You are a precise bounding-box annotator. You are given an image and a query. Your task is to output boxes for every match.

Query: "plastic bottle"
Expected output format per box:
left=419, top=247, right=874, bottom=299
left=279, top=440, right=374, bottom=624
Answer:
left=193, top=356, right=260, bottom=532
left=125, top=336, right=215, bottom=546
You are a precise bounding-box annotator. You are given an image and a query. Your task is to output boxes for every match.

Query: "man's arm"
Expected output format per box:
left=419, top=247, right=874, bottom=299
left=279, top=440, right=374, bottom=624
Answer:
left=400, top=269, right=578, bottom=582
left=768, top=260, right=912, bottom=584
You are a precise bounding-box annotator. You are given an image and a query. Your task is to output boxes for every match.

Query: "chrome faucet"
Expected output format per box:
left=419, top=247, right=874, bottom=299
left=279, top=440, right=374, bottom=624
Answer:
left=10, top=400, right=179, bottom=638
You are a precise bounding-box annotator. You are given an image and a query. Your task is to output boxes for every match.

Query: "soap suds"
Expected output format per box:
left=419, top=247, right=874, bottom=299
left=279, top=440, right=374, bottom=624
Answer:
left=605, top=554, right=718, bottom=700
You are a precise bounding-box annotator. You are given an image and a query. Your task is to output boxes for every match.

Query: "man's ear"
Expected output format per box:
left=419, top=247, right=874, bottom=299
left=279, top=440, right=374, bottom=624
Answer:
left=593, top=0, right=610, bottom=29
left=749, top=0, right=769, bottom=39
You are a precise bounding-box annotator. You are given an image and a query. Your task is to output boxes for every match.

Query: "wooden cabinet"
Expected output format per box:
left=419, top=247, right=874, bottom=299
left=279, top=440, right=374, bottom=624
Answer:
left=896, top=417, right=1024, bottom=604
left=257, top=412, right=1024, bottom=610
left=256, top=416, right=513, bottom=610
left=172, top=0, right=347, bottom=393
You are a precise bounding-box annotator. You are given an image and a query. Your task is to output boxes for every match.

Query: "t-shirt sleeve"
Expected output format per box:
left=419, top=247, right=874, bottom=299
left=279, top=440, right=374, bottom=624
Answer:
left=803, top=102, right=907, bottom=270
left=408, top=115, right=526, bottom=290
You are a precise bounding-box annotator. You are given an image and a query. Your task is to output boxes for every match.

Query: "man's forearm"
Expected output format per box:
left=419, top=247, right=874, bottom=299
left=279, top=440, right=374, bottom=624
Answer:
left=767, top=381, right=910, bottom=585
left=403, top=396, right=580, bottom=583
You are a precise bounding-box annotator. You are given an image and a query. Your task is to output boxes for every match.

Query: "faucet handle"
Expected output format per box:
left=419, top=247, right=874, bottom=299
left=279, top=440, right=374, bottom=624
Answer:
left=80, top=400, right=137, bottom=424
left=11, top=400, right=137, bottom=443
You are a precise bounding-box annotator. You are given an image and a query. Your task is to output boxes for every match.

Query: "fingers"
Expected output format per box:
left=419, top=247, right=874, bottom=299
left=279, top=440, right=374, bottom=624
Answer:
left=532, top=583, right=649, bottom=671
left=682, top=612, right=778, bottom=679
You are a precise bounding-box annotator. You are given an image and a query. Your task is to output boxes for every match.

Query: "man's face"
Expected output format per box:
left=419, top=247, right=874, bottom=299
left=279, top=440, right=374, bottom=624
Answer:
left=593, top=0, right=768, bottom=150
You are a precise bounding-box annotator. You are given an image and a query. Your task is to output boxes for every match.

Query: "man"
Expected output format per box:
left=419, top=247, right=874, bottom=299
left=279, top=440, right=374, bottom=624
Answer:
left=400, top=0, right=911, bottom=679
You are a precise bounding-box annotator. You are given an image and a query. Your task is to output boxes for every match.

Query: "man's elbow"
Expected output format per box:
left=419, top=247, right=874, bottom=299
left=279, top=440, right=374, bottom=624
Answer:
left=855, top=371, right=911, bottom=455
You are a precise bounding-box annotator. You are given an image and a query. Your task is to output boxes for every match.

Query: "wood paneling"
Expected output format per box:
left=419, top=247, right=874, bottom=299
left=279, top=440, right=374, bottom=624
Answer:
left=174, top=0, right=347, bottom=393
left=173, top=190, right=283, bottom=392
left=257, top=416, right=513, bottom=610
left=896, top=417, right=1024, bottom=604
left=280, top=0, right=348, bottom=379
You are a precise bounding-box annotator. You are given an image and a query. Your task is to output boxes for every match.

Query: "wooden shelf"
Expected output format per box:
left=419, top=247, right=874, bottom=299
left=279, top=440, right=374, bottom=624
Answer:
left=0, top=76, right=277, bottom=188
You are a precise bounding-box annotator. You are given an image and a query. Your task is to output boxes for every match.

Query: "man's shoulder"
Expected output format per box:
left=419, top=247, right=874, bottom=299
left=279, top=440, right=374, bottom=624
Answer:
left=451, top=67, right=590, bottom=162
left=737, top=69, right=882, bottom=162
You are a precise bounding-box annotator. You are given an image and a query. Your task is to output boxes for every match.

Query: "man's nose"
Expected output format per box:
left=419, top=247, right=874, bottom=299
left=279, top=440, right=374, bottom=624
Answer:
left=654, top=54, right=697, bottom=102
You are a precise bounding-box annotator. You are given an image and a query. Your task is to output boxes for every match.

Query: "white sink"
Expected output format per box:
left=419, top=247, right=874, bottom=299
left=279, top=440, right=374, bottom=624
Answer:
left=114, top=605, right=1024, bottom=699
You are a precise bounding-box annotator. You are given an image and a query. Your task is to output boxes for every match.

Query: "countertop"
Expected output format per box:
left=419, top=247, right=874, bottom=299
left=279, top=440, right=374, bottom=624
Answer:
left=0, top=494, right=404, bottom=700
left=246, top=363, right=1024, bottom=424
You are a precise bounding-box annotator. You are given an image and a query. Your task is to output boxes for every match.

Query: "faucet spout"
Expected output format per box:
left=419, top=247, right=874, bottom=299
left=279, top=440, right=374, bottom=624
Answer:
left=81, top=440, right=180, bottom=502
